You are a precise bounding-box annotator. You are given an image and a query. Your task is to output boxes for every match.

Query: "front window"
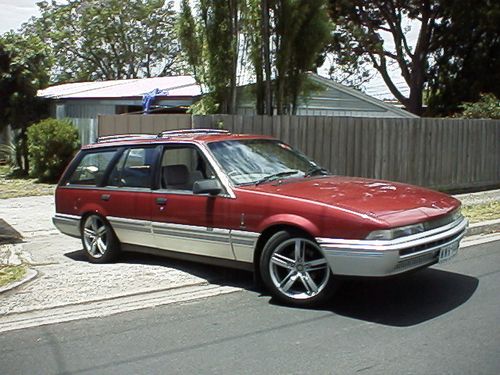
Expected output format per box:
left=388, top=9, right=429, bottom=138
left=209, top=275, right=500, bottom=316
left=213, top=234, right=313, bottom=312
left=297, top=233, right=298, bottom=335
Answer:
left=207, top=139, right=327, bottom=185
left=160, top=145, right=217, bottom=192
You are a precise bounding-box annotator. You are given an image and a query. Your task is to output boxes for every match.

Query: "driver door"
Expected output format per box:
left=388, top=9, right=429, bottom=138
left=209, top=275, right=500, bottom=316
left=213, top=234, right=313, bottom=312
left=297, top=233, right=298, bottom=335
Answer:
left=150, top=144, right=235, bottom=260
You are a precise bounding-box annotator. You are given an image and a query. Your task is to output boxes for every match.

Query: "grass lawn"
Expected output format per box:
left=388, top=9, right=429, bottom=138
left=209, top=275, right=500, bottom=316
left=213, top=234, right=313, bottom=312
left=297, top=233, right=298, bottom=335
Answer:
left=0, top=264, right=27, bottom=288
left=462, top=201, right=500, bottom=224
left=0, top=165, right=55, bottom=199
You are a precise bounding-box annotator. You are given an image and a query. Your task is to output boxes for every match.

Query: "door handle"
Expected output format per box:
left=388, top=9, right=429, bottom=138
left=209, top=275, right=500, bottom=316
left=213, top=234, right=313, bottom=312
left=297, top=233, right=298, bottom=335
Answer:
left=101, top=194, right=111, bottom=201
left=156, top=197, right=167, bottom=205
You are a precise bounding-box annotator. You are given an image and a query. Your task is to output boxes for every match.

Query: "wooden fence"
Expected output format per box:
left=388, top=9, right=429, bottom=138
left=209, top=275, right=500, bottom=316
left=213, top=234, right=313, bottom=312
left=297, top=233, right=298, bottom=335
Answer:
left=98, top=114, right=500, bottom=192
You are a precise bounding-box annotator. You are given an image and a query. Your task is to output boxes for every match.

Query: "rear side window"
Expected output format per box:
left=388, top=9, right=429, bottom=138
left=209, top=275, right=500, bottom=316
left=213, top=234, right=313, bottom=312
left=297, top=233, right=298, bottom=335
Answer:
left=68, top=150, right=116, bottom=186
left=107, top=147, right=156, bottom=188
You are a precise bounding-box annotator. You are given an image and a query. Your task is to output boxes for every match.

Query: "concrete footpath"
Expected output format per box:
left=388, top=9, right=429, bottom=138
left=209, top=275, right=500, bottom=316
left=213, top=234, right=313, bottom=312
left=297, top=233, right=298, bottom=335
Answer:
left=0, top=191, right=499, bottom=333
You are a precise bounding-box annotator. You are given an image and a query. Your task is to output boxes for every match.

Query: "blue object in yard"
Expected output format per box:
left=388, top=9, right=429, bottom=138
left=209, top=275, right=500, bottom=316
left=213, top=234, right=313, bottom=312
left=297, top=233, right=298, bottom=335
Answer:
left=142, top=88, right=169, bottom=113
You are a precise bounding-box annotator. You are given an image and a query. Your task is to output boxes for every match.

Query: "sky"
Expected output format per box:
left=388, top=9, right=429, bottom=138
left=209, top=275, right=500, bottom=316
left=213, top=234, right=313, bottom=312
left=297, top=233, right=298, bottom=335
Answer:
left=0, top=0, right=416, bottom=100
left=0, top=0, right=40, bottom=35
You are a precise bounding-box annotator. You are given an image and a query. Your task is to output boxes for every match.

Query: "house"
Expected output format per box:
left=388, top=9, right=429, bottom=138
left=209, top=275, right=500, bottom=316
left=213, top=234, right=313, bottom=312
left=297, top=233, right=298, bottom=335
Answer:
left=37, top=73, right=415, bottom=144
left=37, top=76, right=201, bottom=144
left=236, top=73, right=418, bottom=118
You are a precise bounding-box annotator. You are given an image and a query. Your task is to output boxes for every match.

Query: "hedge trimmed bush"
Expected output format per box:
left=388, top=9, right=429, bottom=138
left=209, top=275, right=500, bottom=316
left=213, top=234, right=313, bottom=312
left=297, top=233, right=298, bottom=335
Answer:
left=27, top=118, right=80, bottom=182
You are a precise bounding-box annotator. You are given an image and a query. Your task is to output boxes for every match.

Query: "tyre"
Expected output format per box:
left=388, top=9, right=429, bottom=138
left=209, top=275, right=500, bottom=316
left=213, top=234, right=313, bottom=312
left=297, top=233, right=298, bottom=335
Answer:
left=260, top=230, right=337, bottom=306
left=81, top=214, right=120, bottom=263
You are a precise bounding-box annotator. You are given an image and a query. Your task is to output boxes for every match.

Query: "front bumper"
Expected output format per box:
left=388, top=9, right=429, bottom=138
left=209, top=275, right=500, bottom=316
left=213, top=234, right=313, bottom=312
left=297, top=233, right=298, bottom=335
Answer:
left=316, top=216, right=468, bottom=277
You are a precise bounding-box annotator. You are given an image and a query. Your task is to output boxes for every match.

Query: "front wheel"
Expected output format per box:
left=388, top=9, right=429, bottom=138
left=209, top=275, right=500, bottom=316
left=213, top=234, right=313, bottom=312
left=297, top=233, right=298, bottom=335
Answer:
left=81, top=214, right=120, bottom=263
left=260, top=230, right=337, bottom=306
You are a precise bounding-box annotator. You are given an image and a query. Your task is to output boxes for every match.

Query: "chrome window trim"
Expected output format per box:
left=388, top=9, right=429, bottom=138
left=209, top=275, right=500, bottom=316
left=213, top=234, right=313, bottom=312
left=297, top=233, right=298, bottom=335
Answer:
left=316, top=216, right=468, bottom=252
left=198, top=143, right=237, bottom=198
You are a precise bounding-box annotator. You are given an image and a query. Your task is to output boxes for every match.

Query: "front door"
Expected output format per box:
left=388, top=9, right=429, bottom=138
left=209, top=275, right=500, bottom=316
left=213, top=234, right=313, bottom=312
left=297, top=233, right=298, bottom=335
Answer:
left=150, top=144, right=234, bottom=260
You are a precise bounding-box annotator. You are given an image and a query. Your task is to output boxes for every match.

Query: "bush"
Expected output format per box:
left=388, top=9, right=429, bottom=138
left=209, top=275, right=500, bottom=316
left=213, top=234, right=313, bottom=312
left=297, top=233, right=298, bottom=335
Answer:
left=457, top=93, right=500, bottom=119
left=27, top=118, right=80, bottom=182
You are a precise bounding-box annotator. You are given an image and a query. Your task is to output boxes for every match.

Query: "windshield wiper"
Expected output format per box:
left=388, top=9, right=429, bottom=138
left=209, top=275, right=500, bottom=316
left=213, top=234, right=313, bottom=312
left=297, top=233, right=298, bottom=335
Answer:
left=305, top=166, right=329, bottom=177
left=255, top=170, right=299, bottom=185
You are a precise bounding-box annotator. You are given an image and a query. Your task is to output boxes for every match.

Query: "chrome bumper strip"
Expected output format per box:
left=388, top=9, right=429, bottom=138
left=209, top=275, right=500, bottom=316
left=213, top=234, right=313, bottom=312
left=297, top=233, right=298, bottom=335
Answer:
left=316, top=217, right=468, bottom=277
left=316, top=217, right=468, bottom=252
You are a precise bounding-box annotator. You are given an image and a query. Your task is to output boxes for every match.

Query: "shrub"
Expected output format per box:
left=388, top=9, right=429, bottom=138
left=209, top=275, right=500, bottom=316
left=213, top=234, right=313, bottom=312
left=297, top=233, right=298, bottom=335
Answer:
left=457, top=93, right=500, bottom=119
left=27, top=118, right=80, bottom=182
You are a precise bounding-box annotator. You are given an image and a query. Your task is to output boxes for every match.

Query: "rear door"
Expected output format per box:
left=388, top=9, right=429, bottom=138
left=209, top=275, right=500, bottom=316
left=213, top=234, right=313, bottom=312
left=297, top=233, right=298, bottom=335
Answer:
left=101, top=146, right=159, bottom=247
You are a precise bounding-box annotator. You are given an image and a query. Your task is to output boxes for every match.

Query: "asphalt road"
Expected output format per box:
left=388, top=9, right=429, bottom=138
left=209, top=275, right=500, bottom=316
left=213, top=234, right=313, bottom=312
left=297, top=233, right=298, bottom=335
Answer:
left=1, top=239, right=499, bottom=375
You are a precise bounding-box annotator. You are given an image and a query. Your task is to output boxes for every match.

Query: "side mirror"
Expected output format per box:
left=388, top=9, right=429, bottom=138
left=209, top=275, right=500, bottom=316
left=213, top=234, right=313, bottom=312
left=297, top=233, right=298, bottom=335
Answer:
left=193, top=179, right=222, bottom=196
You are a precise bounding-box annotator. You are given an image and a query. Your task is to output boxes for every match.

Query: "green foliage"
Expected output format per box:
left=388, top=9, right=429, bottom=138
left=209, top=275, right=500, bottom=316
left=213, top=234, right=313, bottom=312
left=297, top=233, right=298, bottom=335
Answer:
left=27, top=118, right=80, bottom=182
left=427, top=0, right=500, bottom=116
left=456, top=94, right=500, bottom=120
left=28, top=0, right=181, bottom=82
left=179, top=0, right=331, bottom=115
left=178, top=0, right=239, bottom=114
left=0, top=33, right=51, bottom=131
left=188, top=93, right=219, bottom=115
left=0, top=33, right=51, bottom=174
left=275, top=0, right=332, bottom=114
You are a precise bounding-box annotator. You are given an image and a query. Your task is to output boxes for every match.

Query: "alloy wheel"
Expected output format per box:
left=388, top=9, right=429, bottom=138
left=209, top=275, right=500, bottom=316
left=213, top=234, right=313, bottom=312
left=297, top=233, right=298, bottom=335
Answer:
left=268, top=238, right=330, bottom=300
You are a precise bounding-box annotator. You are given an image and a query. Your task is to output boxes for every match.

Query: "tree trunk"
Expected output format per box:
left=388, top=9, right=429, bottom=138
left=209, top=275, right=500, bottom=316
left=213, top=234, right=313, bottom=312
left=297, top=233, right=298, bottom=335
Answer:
left=261, top=0, right=272, bottom=115
left=228, top=0, right=238, bottom=114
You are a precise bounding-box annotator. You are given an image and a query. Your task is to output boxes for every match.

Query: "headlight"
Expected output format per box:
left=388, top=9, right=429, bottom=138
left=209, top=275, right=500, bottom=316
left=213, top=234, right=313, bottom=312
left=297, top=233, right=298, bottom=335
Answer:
left=365, top=223, right=425, bottom=240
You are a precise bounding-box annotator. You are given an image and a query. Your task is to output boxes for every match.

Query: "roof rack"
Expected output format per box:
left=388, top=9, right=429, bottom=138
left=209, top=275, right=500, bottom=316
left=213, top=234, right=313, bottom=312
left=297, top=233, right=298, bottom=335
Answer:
left=96, top=134, right=156, bottom=143
left=157, top=128, right=230, bottom=138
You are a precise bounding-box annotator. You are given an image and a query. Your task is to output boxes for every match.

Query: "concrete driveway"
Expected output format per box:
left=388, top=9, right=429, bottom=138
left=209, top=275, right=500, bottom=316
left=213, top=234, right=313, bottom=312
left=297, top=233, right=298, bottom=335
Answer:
left=0, top=195, right=243, bottom=332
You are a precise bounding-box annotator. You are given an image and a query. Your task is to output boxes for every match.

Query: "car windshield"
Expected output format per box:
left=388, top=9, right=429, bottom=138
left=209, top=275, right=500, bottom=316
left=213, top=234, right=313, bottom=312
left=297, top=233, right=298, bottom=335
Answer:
left=207, top=139, right=328, bottom=185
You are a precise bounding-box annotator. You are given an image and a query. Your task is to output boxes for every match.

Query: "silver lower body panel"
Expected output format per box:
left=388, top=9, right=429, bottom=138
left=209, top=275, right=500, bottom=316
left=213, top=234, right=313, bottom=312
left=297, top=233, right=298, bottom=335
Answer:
left=316, top=217, right=468, bottom=277
left=52, top=214, right=81, bottom=238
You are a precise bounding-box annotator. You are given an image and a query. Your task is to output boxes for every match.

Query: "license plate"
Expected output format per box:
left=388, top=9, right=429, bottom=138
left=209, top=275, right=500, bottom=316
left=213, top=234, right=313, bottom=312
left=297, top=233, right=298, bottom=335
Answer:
left=439, top=242, right=459, bottom=263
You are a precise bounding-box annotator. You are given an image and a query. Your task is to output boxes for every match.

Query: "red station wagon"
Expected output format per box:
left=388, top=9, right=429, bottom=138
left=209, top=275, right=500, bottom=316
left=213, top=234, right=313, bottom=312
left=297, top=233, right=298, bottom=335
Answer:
left=53, top=129, right=468, bottom=306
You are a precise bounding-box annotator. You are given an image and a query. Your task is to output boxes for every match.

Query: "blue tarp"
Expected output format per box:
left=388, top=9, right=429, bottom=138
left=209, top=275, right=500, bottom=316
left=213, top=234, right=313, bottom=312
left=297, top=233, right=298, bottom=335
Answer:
left=142, top=88, right=169, bottom=113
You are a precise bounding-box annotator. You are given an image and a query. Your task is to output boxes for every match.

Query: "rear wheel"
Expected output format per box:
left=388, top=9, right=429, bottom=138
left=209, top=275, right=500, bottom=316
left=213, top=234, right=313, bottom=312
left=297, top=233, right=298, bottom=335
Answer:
left=260, top=230, right=337, bottom=306
left=81, top=214, right=120, bottom=263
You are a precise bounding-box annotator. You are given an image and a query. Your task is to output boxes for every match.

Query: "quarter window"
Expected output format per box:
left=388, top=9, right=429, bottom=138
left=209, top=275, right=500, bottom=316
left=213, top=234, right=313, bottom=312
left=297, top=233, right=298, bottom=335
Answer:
left=68, top=150, right=116, bottom=186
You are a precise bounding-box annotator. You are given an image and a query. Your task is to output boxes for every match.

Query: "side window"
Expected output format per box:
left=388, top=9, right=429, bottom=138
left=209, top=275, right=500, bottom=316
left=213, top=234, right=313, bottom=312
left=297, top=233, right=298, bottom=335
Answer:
left=107, top=147, right=156, bottom=188
left=161, top=146, right=216, bottom=191
left=68, top=150, right=116, bottom=186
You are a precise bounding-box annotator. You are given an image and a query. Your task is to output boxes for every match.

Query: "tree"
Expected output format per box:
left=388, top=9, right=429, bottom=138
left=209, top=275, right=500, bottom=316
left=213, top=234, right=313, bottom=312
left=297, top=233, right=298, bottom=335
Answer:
left=178, top=0, right=240, bottom=114
left=427, top=0, right=500, bottom=116
left=179, top=0, right=331, bottom=115
left=274, top=0, right=331, bottom=114
left=328, top=0, right=442, bottom=116
left=0, top=33, right=51, bottom=174
left=30, top=0, right=181, bottom=82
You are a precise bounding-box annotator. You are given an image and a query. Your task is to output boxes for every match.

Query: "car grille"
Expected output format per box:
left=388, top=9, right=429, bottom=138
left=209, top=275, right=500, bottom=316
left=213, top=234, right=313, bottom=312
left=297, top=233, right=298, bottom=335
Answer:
left=398, top=229, right=464, bottom=257
left=395, top=251, right=439, bottom=271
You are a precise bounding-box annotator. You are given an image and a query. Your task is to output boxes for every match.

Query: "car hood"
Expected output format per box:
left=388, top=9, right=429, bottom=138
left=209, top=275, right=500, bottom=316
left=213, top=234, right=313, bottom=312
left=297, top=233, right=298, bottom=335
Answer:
left=242, top=176, right=460, bottom=227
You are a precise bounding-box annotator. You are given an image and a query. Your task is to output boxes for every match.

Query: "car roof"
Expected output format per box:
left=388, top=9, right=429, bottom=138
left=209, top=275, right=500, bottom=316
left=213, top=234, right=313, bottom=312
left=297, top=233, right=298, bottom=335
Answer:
left=82, top=130, right=275, bottom=150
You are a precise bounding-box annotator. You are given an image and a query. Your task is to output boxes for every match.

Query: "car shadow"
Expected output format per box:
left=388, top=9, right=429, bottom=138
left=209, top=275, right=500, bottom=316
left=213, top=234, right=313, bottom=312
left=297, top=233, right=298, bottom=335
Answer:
left=64, top=249, right=478, bottom=327
left=64, top=249, right=255, bottom=290
left=320, top=268, right=479, bottom=327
